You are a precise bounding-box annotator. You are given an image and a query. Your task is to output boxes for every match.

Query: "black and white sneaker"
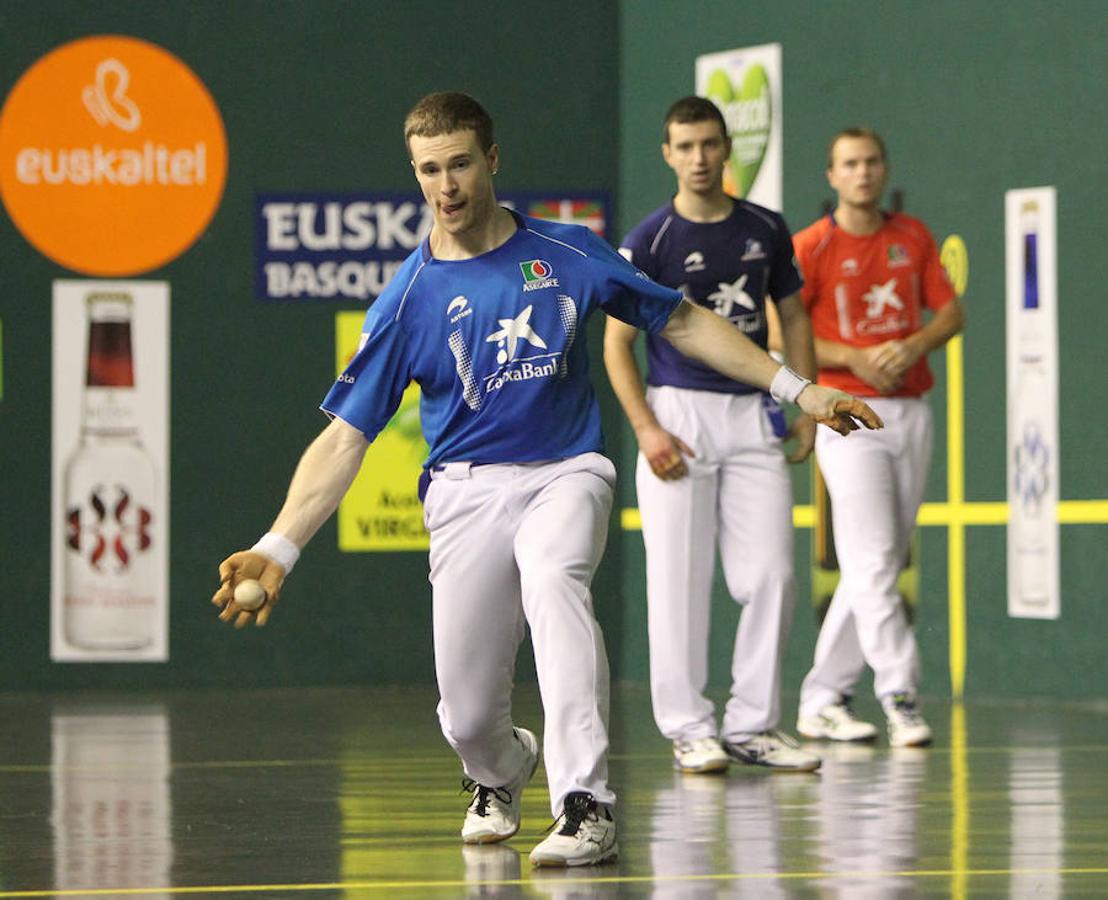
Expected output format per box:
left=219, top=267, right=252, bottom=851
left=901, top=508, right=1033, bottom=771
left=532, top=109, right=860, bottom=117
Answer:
left=723, top=730, right=821, bottom=772
left=529, top=792, right=618, bottom=867
left=460, top=727, right=539, bottom=844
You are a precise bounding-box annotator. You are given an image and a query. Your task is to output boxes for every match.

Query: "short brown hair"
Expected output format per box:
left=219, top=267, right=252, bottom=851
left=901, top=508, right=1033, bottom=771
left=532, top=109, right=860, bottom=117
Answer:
left=663, top=96, right=728, bottom=144
left=404, top=92, right=494, bottom=153
left=827, top=127, right=888, bottom=168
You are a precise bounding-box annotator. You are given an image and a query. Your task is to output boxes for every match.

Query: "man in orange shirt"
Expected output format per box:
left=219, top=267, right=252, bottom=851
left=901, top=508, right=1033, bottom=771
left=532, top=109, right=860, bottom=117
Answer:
left=793, top=128, right=964, bottom=747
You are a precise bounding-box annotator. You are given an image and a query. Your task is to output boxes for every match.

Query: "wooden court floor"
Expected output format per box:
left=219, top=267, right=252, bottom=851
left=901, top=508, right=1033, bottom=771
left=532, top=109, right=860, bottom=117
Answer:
left=0, top=684, right=1105, bottom=897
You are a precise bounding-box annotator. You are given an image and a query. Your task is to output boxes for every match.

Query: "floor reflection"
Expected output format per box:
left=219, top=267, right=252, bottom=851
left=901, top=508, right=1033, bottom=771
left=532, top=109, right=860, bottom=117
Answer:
left=50, top=704, right=171, bottom=898
left=649, top=770, right=793, bottom=898
left=0, top=688, right=1097, bottom=896
left=811, top=743, right=927, bottom=898
left=1009, top=747, right=1063, bottom=899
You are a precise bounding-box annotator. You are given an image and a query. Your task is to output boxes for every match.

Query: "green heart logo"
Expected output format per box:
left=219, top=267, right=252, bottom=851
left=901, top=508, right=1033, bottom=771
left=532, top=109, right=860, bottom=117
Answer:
left=704, top=64, right=772, bottom=198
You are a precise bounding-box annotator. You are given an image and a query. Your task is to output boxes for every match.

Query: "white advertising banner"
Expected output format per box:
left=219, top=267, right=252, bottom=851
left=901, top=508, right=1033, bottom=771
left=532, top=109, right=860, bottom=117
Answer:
left=1005, top=187, right=1059, bottom=619
left=51, top=280, right=170, bottom=660
left=695, top=43, right=782, bottom=210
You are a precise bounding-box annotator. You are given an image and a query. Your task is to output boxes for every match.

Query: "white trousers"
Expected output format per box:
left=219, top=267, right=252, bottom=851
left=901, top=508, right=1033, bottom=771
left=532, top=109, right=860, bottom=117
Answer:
left=424, top=453, right=617, bottom=815
left=799, top=397, right=932, bottom=717
left=638, top=387, right=796, bottom=743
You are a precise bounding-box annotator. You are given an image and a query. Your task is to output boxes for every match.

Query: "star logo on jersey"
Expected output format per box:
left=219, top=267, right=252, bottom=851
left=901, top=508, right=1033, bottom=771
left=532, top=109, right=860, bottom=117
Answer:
left=446, top=295, right=472, bottom=324
left=520, top=259, right=559, bottom=292
left=708, top=275, right=757, bottom=318
left=684, top=251, right=706, bottom=272
left=862, top=278, right=904, bottom=318
left=485, top=304, right=548, bottom=364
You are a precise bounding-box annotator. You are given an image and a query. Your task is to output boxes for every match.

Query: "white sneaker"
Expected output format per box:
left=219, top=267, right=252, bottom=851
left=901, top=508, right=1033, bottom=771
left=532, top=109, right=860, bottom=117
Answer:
left=529, top=792, right=618, bottom=867
left=797, top=698, right=879, bottom=742
left=461, top=727, right=539, bottom=844
left=672, top=736, right=730, bottom=773
left=882, top=693, right=932, bottom=747
left=723, top=730, right=821, bottom=772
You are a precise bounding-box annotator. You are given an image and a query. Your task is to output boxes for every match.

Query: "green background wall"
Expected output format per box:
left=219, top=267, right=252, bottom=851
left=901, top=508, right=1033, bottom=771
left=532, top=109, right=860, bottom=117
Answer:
left=0, top=1, right=1103, bottom=698
left=0, top=0, right=624, bottom=690
left=616, top=0, right=1107, bottom=699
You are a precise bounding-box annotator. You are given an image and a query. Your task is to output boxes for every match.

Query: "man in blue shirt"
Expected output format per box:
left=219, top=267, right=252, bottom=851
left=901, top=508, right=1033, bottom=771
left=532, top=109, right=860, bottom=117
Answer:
left=605, top=97, right=820, bottom=774
left=212, top=92, right=880, bottom=868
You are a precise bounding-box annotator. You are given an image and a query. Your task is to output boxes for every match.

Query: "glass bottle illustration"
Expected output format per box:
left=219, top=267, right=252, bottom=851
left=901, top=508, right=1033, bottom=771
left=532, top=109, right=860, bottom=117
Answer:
left=64, top=292, right=158, bottom=649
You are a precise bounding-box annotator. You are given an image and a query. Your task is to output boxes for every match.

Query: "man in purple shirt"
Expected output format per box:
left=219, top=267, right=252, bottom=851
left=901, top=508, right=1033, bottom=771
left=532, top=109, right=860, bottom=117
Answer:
left=605, top=96, right=821, bottom=774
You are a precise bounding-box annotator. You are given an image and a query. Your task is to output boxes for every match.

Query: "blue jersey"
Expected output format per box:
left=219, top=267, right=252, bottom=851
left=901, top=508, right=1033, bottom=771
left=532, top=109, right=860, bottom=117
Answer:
left=322, top=210, right=683, bottom=467
left=620, top=199, right=802, bottom=395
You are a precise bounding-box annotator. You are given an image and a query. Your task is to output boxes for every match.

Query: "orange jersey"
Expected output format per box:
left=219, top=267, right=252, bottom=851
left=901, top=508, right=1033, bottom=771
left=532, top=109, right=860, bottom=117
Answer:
left=794, top=212, right=956, bottom=396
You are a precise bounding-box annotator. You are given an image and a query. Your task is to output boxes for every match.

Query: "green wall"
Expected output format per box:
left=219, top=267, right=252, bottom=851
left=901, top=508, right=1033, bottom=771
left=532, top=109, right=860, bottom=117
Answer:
left=1, top=1, right=1103, bottom=699
left=617, top=0, right=1107, bottom=698
left=0, top=0, right=623, bottom=690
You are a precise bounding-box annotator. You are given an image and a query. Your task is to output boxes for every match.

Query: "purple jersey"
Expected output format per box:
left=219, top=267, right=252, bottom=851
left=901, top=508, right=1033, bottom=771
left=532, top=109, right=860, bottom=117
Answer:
left=620, top=199, right=803, bottom=395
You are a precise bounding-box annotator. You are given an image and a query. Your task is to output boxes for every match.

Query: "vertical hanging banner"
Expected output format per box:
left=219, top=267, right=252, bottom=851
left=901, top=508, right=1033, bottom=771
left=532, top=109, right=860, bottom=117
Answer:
left=52, top=281, right=170, bottom=661
left=695, top=43, right=782, bottom=210
left=1005, top=187, right=1059, bottom=619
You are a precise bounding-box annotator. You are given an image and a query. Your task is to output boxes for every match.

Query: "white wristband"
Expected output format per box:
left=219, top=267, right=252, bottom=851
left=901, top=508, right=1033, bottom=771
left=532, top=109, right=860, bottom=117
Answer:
left=769, top=365, right=811, bottom=404
left=251, top=532, right=301, bottom=575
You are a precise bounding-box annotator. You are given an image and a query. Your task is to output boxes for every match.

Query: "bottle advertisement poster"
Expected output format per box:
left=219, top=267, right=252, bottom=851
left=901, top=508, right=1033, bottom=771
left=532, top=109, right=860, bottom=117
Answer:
left=51, top=280, right=170, bottom=661
left=1005, top=187, right=1059, bottom=620
left=695, top=43, right=782, bottom=211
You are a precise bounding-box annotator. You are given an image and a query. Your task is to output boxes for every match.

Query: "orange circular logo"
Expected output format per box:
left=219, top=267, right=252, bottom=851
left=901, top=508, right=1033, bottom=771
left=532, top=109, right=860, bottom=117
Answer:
left=0, top=35, right=227, bottom=276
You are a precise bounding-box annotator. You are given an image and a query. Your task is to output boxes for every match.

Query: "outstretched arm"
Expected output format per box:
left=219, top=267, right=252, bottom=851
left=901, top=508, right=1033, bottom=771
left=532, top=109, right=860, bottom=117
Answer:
left=660, top=300, right=882, bottom=434
left=212, top=416, right=370, bottom=627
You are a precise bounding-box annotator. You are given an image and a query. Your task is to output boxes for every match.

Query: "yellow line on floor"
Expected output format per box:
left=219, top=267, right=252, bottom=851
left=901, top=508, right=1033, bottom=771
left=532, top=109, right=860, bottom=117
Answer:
left=2, top=868, right=1106, bottom=896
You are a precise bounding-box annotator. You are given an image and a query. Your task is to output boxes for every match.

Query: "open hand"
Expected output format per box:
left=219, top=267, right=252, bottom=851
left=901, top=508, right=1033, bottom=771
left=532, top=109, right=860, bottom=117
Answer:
left=797, top=385, right=883, bottom=435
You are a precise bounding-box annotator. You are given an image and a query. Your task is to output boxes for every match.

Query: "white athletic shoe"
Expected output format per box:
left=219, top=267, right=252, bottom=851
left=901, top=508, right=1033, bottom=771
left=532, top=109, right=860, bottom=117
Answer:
left=461, top=727, right=540, bottom=844
left=882, top=693, right=932, bottom=748
left=797, top=698, right=879, bottom=742
left=529, top=792, right=618, bottom=867
left=672, top=736, right=730, bottom=774
left=723, top=730, right=821, bottom=772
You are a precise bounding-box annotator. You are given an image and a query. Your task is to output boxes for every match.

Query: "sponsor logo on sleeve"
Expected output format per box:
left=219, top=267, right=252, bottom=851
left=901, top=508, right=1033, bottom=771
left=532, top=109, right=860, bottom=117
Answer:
left=740, top=238, right=766, bottom=261
left=519, top=259, right=559, bottom=292
left=887, top=244, right=911, bottom=267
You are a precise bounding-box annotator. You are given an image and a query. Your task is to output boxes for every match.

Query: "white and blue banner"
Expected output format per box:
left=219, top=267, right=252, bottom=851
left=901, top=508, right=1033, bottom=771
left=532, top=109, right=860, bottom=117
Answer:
left=1005, top=186, right=1059, bottom=619
left=255, top=191, right=609, bottom=302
